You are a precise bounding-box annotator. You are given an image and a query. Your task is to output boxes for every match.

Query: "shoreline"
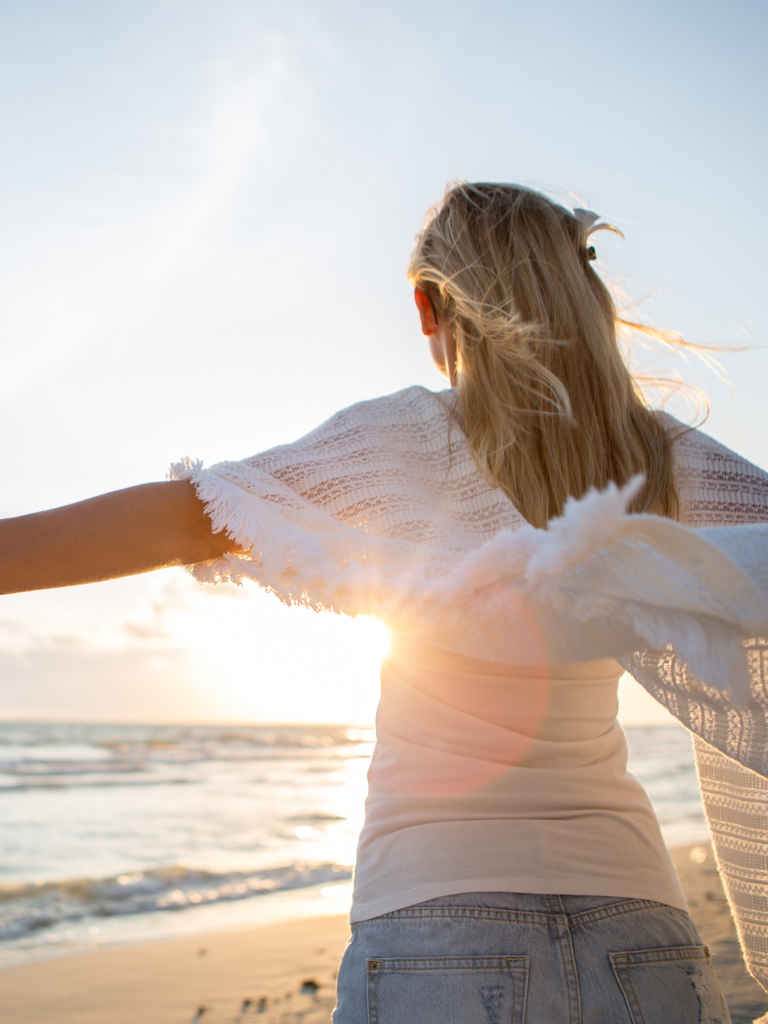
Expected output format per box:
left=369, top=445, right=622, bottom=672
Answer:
left=0, top=845, right=765, bottom=1023
left=0, top=880, right=353, bottom=973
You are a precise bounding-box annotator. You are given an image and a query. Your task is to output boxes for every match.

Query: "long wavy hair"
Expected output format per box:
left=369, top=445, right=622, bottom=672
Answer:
left=408, top=182, right=678, bottom=528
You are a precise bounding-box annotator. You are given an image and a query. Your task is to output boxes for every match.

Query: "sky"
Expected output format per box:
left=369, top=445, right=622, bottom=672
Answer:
left=0, top=0, right=765, bottom=724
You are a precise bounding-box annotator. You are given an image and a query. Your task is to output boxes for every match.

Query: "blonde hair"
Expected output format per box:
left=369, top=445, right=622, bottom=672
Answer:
left=408, top=182, right=678, bottom=528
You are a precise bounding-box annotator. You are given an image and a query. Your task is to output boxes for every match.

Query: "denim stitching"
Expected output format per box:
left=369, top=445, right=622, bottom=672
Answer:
left=610, top=947, right=719, bottom=1024
left=547, top=895, right=582, bottom=1024
left=378, top=898, right=667, bottom=928
left=381, top=907, right=555, bottom=925
left=623, top=963, right=645, bottom=1024
left=612, top=948, right=710, bottom=966
left=365, top=957, right=529, bottom=1023
left=567, top=900, right=669, bottom=926
left=367, top=959, right=381, bottom=1024
left=366, top=958, right=528, bottom=971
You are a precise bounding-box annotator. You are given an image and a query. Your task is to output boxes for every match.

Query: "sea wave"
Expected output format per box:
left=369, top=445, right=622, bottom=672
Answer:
left=0, top=724, right=374, bottom=770
left=0, top=861, right=352, bottom=944
left=0, top=720, right=706, bottom=956
left=0, top=776, right=195, bottom=792
left=0, top=723, right=375, bottom=793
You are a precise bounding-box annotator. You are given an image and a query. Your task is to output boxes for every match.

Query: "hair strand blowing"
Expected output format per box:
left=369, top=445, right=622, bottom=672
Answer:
left=408, top=182, right=677, bottom=528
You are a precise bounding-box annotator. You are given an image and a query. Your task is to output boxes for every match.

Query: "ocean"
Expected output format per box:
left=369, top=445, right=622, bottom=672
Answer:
left=0, top=720, right=707, bottom=965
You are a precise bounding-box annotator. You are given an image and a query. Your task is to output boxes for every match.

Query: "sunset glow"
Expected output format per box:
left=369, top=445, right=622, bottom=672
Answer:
left=0, top=0, right=764, bottom=730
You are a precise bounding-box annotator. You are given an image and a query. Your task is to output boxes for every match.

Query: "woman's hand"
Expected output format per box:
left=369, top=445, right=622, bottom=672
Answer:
left=0, top=481, right=240, bottom=595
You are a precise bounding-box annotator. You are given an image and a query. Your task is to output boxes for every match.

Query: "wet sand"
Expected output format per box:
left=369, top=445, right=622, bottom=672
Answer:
left=0, top=844, right=765, bottom=1023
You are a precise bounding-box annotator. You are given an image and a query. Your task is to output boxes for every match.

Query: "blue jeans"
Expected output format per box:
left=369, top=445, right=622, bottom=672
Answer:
left=333, top=892, right=731, bottom=1023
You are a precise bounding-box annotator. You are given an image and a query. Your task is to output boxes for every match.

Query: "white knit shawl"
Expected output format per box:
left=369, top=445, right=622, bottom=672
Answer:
left=171, top=385, right=768, bottom=991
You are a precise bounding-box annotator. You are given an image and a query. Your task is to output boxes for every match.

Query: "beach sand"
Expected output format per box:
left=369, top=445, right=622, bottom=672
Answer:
left=671, top=844, right=768, bottom=1024
left=0, top=844, right=765, bottom=1024
left=0, top=913, right=349, bottom=1024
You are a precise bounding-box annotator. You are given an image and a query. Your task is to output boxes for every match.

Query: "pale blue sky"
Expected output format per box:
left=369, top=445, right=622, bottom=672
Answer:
left=0, top=0, right=765, bottom=722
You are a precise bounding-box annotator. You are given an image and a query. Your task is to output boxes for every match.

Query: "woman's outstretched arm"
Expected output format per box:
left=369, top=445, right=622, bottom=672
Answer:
left=0, top=481, right=239, bottom=596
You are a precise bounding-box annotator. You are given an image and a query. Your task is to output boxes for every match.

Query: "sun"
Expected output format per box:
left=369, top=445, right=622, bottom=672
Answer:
left=164, top=579, right=390, bottom=724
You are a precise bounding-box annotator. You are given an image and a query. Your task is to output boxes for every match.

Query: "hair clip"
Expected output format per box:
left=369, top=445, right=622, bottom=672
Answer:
left=573, top=209, right=602, bottom=234
left=573, top=208, right=625, bottom=242
left=586, top=246, right=597, bottom=262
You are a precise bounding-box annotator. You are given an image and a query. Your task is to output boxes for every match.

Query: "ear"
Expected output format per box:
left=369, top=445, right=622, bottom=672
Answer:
left=414, top=288, right=438, bottom=336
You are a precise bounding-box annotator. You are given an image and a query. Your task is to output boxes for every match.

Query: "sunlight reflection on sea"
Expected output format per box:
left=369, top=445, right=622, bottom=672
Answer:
left=0, top=720, right=704, bottom=964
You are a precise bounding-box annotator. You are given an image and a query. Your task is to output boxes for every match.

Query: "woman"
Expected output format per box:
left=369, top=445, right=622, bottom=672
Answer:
left=2, top=183, right=767, bottom=1021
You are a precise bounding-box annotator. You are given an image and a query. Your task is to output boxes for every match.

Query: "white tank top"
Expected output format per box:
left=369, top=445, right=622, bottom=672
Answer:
left=350, top=632, right=685, bottom=923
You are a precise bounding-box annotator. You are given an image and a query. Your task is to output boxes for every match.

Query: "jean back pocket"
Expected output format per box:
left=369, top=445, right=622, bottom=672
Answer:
left=366, top=955, right=529, bottom=1024
left=611, top=944, right=730, bottom=1024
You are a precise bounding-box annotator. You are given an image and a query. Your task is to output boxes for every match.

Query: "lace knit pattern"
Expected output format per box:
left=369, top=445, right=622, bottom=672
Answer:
left=172, top=387, right=768, bottom=992
left=626, top=419, right=768, bottom=991
left=171, top=388, right=525, bottom=609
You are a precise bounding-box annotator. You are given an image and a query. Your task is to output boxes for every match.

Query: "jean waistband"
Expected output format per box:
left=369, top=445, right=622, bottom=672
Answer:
left=372, top=892, right=681, bottom=928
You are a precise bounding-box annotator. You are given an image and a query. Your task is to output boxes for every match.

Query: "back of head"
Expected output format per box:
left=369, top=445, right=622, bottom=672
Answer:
left=408, top=182, right=676, bottom=527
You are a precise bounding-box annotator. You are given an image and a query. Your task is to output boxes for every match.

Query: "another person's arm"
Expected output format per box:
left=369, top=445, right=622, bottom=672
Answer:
left=0, top=481, right=239, bottom=596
